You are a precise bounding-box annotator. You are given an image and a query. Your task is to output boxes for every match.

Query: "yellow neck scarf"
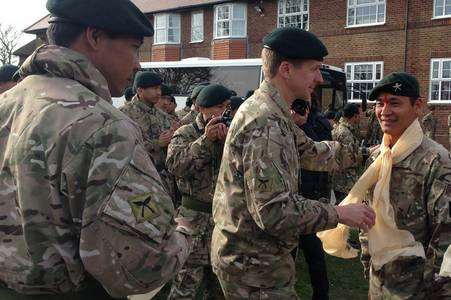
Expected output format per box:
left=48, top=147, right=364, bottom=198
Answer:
left=318, top=119, right=425, bottom=270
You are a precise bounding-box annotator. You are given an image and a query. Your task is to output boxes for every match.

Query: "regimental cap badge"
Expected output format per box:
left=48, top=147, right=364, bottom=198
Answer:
left=393, top=82, right=402, bottom=92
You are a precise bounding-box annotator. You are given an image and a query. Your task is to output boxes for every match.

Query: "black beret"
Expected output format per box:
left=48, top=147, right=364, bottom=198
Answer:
left=0, top=64, right=19, bottom=83
left=47, top=0, right=154, bottom=37
left=134, top=72, right=162, bottom=90
left=196, top=84, right=232, bottom=108
left=161, top=84, right=172, bottom=96
left=190, top=85, right=206, bottom=101
left=124, top=86, right=135, bottom=101
left=343, top=103, right=360, bottom=118
left=263, top=27, right=328, bottom=60
left=369, top=72, right=420, bottom=101
left=230, top=96, right=244, bottom=111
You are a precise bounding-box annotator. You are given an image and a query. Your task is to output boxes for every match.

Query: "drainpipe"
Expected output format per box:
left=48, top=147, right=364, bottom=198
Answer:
left=403, top=0, right=410, bottom=72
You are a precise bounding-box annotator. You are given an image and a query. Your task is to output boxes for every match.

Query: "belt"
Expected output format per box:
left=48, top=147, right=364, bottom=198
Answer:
left=182, top=196, right=212, bottom=214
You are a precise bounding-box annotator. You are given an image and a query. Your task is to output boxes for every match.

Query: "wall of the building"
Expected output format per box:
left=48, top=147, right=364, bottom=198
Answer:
left=142, top=0, right=451, bottom=149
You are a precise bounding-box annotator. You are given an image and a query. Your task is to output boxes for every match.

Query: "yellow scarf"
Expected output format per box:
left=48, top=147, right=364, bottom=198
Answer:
left=318, top=119, right=426, bottom=270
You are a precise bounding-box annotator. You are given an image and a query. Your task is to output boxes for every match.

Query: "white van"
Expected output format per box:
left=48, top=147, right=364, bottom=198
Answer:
left=113, top=57, right=351, bottom=112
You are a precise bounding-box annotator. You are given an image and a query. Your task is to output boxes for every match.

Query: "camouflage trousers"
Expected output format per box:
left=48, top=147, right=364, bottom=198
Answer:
left=168, top=212, right=223, bottom=300
left=215, top=274, right=298, bottom=300
left=369, top=256, right=426, bottom=300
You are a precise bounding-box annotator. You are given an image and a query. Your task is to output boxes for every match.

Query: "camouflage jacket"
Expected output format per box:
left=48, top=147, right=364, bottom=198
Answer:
left=180, top=110, right=199, bottom=126
left=365, top=107, right=383, bottom=146
left=359, top=137, right=451, bottom=298
left=166, top=113, right=222, bottom=213
left=176, top=107, right=191, bottom=120
left=0, top=45, right=190, bottom=297
left=421, top=111, right=438, bottom=140
left=120, top=95, right=171, bottom=171
left=332, top=118, right=364, bottom=194
left=210, top=81, right=360, bottom=288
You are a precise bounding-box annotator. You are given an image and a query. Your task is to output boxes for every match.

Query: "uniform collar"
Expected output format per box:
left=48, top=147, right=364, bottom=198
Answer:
left=19, top=45, right=112, bottom=103
left=132, top=95, right=155, bottom=113
left=259, top=80, right=292, bottom=120
left=195, top=112, right=207, bottom=131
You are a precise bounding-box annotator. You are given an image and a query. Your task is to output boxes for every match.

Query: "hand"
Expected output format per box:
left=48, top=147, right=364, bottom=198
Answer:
left=159, top=130, right=173, bottom=146
left=335, top=203, right=376, bottom=232
left=205, top=116, right=228, bottom=142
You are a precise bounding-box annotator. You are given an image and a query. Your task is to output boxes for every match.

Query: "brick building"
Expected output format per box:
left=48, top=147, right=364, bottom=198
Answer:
left=21, top=0, right=451, bottom=148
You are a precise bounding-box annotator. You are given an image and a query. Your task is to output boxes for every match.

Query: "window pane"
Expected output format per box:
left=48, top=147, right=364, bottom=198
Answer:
left=233, top=4, right=245, bottom=19
left=442, top=61, right=451, bottom=78
left=348, top=8, right=355, bottom=25
left=218, top=6, right=229, bottom=20
left=232, top=20, right=245, bottom=36
left=432, top=61, right=440, bottom=78
left=441, top=81, right=451, bottom=100
left=431, top=82, right=440, bottom=100
left=435, top=0, right=444, bottom=16
left=155, top=15, right=166, bottom=28
left=376, top=64, right=382, bottom=79
left=346, top=65, right=352, bottom=80
left=168, top=15, right=180, bottom=27
left=155, top=29, right=166, bottom=43
left=446, top=0, right=451, bottom=15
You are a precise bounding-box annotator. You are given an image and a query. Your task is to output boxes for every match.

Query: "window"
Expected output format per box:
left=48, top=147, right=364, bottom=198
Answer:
left=214, top=3, right=247, bottom=38
left=278, top=0, right=309, bottom=30
left=347, top=0, right=386, bottom=27
left=191, top=12, right=204, bottom=42
left=345, top=62, right=383, bottom=101
left=434, top=0, right=451, bottom=18
left=430, top=58, right=451, bottom=101
left=154, top=14, right=181, bottom=44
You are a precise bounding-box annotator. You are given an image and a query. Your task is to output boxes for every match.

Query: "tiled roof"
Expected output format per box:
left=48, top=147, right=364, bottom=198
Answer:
left=24, top=0, right=229, bottom=33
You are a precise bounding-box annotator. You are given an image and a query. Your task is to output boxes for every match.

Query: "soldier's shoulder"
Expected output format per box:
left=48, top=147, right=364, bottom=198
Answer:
left=173, top=122, right=197, bottom=137
left=420, top=137, right=451, bottom=165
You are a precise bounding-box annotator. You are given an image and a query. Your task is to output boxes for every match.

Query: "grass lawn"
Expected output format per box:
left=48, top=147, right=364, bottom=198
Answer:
left=153, top=252, right=369, bottom=300
left=295, top=253, right=369, bottom=299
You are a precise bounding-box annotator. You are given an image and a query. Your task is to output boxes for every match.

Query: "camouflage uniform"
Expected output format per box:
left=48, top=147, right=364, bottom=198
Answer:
left=365, top=107, right=383, bottom=146
left=120, top=96, right=178, bottom=202
left=332, top=118, right=364, bottom=195
left=359, top=136, right=451, bottom=299
left=421, top=111, right=438, bottom=140
left=176, top=107, right=191, bottom=120
left=166, top=113, right=223, bottom=299
left=180, top=110, right=199, bottom=126
left=0, top=45, right=191, bottom=297
left=211, top=81, right=360, bottom=298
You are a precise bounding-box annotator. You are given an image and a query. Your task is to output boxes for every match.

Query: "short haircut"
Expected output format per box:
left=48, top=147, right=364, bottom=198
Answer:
left=343, top=103, right=360, bottom=119
left=261, top=48, right=304, bottom=79
left=47, top=23, right=142, bottom=48
left=47, top=23, right=86, bottom=47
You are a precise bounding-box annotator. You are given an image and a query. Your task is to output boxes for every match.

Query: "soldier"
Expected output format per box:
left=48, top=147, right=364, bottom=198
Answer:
left=211, top=27, right=376, bottom=299
left=157, top=84, right=179, bottom=123
left=332, top=103, right=366, bottom=202
left=0, top=0, right=196, bottom=298
left=365, top=103, right=383, bottom=146
left=421, top=103, right=438, bottom=140
left=359, top=72, right=451, bottom=299
left=0, top=64, right=19, bottom=94
left=166, top=84, right=232, bottom=299
left=180, top=85, right=204, bottom=125
left=120, top=72, right=179, bottom=201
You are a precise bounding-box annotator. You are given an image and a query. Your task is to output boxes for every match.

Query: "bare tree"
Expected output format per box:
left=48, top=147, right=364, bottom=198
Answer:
left=0, top=24, right=21, bottom=65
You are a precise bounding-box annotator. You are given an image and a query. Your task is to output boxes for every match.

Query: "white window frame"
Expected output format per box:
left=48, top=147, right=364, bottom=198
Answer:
left=277, top=0, right=309, bottom=30
left=433, top=0, right=451, bottom=19
left=191, top=11, right=204, bottom=43
left=346, top=0, right=386, bottom=28
left=154, top=13, right=181, bottom=45
left=345, top=61, right=384, bottom=102
left=214, top=3, right=247, bottom=39
left=429, top=58, right=451, bottom=103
